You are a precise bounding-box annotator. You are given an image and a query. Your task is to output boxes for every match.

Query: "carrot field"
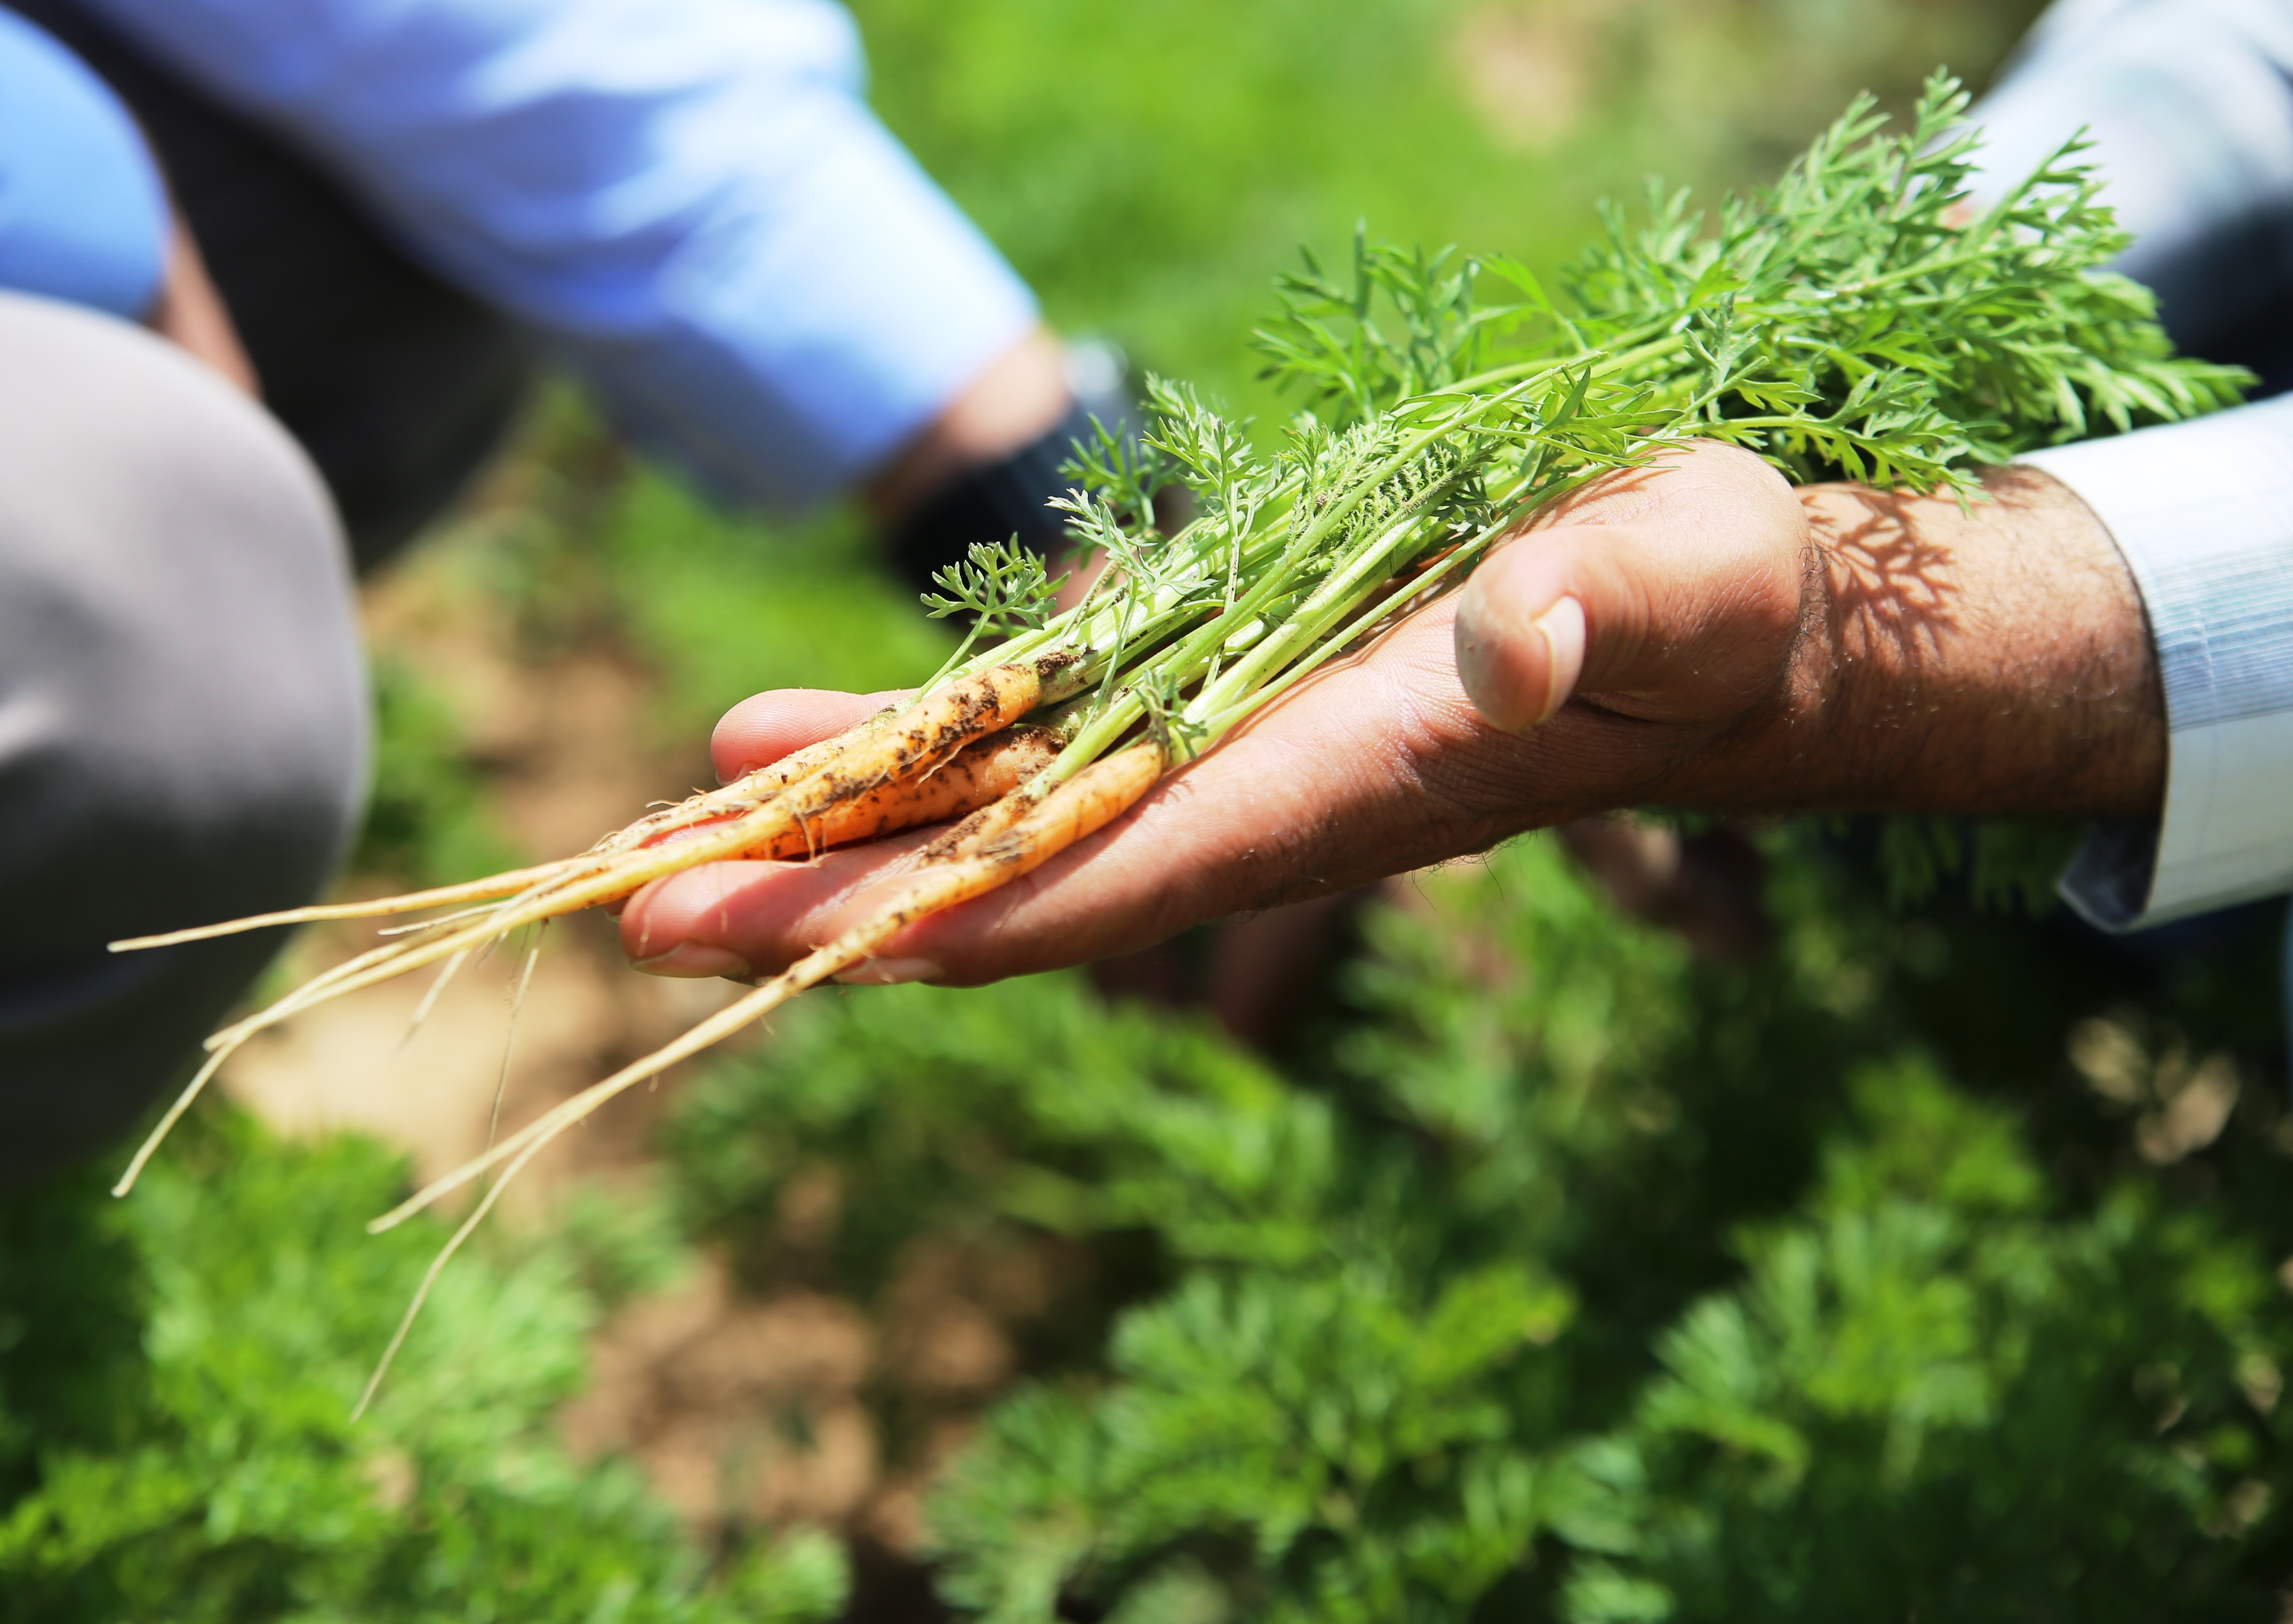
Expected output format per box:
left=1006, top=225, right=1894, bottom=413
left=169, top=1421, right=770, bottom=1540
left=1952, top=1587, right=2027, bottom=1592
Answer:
left=31, top=3, right=2293, bottom=1619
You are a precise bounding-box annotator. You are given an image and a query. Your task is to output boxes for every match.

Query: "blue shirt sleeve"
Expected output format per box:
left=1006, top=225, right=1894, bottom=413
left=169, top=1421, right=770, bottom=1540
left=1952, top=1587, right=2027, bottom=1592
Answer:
left=0, top=7, right=167, bottom=320
left=74, top=0, right=1040, bottom=509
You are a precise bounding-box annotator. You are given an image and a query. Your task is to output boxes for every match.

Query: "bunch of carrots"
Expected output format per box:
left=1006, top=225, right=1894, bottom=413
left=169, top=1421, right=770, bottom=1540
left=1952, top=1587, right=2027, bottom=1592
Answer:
left=110, top=79, right=2247, bottom=1405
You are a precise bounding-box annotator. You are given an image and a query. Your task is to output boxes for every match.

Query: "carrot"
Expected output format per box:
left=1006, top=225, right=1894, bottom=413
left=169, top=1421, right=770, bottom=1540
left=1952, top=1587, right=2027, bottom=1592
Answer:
left=109, top=664, right=1056, bottom=1194
left=109, top=713, right=916, bottom=953
left=112, top=667, right=1047, bottom=953
left=634, top=725, right=1060, bottom=863
left=108, top=859, right=600, bottom=952
left=371, top=741, right=1163, bottom=1234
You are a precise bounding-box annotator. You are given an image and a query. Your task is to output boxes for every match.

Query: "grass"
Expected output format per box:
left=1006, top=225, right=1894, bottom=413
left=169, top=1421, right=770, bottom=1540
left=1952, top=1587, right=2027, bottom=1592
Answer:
left=857, top=0, right=2050, bottom=415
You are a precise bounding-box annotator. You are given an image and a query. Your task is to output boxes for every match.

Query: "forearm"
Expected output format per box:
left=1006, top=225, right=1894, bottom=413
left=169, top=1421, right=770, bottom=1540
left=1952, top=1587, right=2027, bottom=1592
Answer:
left=150, top=217, right=256, bottom=395
left=84, top=0, right=1042, bottom=509
left=1668, top=468, right=2165, bottom=820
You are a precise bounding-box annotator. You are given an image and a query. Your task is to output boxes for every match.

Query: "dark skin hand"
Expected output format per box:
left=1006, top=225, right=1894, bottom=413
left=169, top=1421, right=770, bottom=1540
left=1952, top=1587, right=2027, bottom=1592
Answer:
left=622, top=439, right=2164, bottom=986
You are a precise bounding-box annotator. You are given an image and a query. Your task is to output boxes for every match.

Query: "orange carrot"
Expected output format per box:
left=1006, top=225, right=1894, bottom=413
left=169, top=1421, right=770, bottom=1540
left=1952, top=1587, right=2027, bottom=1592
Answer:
left=370, top=740, right=1166, bottom=1233
left=638, top=725, right=1060, bottom=861
left=110, top=664, right=1055, bottom=1195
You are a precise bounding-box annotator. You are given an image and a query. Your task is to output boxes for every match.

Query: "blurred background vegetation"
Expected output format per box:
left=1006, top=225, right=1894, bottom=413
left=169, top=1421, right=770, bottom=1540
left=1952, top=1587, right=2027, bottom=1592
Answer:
left=24, top=0, right=2293, bottom=1618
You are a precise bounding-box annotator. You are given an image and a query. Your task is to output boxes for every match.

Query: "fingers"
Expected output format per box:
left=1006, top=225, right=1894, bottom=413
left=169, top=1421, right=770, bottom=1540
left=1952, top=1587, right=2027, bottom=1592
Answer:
left=711, top=688, right=905, bottom=783
left=1453, top=523, right=1655, bottom=731
left=1453, top=444, right=1807, bottom=734
left=628, top=605, right=1516, bottom=988
left=620, top=832, right=935, bottom=978
left=1453, top=560, right=1587, bottom=732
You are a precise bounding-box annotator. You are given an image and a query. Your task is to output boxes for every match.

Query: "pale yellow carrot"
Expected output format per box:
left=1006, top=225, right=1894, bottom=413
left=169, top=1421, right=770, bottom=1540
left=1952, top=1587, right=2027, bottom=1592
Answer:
left=634, top=725, right=1060, bottom=863
left=369, top=740, right=1166, bottom=1234
left=113, top=665, right=1051, bottom=1194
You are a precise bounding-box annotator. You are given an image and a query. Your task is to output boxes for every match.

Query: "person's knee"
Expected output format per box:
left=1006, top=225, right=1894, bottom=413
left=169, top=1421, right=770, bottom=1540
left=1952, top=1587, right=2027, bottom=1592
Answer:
left=0, top=295, right=367, bottom=1182
left=0, top=292, right=368, bottom=955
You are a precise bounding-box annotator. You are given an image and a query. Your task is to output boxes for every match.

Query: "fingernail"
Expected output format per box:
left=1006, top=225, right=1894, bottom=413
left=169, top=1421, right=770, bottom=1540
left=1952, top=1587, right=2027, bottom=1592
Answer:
left=1454, top=594, right=1510, bottom=725
left=831, top=957, right=941, bottom=987
left=1457, top=586, right=1587, bottom=734
left=632, top=943, right=754, bottom=980
left=1534, top=595, right=1587, bottom=724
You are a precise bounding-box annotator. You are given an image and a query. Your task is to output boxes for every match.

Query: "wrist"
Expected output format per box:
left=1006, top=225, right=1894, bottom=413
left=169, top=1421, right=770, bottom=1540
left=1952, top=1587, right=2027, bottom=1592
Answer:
left=864, top=327, right=1071, bottom=527
left=1675, top=466, right=2165, bottom=819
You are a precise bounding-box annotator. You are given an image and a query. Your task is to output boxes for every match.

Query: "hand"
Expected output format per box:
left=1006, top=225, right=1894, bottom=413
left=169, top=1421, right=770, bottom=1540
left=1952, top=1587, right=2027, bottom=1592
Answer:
left=622, top=441, right=2164, bottom=985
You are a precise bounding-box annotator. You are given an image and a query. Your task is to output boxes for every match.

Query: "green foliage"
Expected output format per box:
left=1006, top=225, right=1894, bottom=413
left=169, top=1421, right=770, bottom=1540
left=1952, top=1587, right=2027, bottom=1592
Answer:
left=0, top=1114, right=843, bottom=1622
left=924, top=539, right=1064, bottom=636
left=923, top=537, right=1068, bottom=687
left=1562, top=78, right=2250, bottom=473
left=1257, top=78, right=2249, bottom=492
left=430, top=381, right=943, bottom=734
left=1592, top=1061, right=2289, bottom=1621
left=600, top=472, right=953, bottom=732
left=547, top=1176, right=698, bottom=1313
left=668, top=973, right=1332, bottom=1297
left=1873, top=815, right=2089, bottom=912
left=665, top=831, right=2293, bottom=1620
left=852, top=0, right=1547, bottom=413
left=853, top=0, right=2048, bottom=417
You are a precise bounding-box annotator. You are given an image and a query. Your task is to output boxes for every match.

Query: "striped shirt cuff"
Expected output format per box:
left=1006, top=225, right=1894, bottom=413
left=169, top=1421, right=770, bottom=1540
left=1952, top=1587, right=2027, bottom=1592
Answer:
left=2021, top=394, right=2293, bottom=929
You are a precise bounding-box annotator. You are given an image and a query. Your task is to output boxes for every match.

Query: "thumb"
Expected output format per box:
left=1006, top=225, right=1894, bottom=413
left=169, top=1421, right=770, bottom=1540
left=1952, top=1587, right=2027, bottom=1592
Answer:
left=1453, top=523, right=1662, bottom=733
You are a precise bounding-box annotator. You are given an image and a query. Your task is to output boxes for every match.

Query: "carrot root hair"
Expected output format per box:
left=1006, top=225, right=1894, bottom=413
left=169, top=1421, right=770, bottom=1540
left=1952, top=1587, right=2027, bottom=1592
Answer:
left=368, top=740, right=1164, bottom=1237
left=108, top=667, right=1063, bottom=1199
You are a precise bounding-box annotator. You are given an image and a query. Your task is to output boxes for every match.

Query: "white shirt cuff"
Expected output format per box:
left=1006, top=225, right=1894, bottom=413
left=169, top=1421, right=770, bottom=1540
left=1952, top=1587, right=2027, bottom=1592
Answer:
left=2021, top=394, right=2293, bottom=929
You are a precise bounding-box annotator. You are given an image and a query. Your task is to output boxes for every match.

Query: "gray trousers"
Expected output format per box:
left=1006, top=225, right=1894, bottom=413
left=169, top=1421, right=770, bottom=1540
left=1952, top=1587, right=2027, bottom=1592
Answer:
left=0, top=292, right=366, bottom=1187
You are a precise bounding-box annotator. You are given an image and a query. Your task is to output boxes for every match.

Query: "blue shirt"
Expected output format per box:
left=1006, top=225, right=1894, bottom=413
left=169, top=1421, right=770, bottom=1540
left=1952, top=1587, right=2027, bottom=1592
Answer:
left=0, top=7, right=166, bottom=319
left=2, top=0, right=1039, bottom=508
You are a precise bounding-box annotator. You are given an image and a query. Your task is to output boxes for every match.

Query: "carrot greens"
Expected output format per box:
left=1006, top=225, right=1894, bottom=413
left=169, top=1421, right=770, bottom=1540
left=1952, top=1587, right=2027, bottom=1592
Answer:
left=912, top=76, right=2241, bottom=793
